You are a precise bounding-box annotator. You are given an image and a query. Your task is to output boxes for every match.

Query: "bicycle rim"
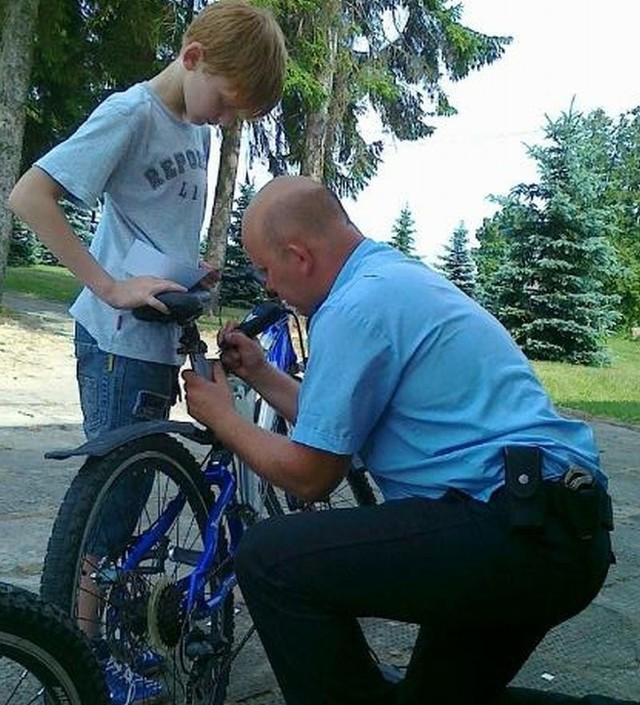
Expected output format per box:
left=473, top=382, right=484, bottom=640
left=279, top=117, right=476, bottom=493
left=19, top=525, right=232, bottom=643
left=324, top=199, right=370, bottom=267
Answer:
left=0, top=583, right=107, bottom=705
left=0, top=632, right=82, bottom=704
left=42, top=435, right=234, bottom=705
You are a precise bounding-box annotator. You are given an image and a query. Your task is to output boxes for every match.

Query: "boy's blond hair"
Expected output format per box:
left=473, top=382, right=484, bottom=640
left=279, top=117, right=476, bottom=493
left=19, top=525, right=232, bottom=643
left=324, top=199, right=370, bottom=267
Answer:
left=184, top=0, right=287, bottom=119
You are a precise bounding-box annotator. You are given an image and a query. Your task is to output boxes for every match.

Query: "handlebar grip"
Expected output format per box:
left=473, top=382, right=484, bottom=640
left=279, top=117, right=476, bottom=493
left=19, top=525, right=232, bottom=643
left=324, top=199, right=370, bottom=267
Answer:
left=235, top=301, right=288, bottom=338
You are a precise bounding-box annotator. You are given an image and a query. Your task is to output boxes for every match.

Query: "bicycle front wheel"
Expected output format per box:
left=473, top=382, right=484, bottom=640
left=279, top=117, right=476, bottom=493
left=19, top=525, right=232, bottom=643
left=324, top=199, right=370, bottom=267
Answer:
left=41, top=434, right=234, bottom=705
left=0, top=582, right=108, bottom=704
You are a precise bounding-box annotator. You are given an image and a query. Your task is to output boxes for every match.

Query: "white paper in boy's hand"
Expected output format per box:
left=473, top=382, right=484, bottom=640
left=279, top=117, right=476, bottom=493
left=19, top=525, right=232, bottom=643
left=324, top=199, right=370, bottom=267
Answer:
left=123, top=240, right=209, bottom=289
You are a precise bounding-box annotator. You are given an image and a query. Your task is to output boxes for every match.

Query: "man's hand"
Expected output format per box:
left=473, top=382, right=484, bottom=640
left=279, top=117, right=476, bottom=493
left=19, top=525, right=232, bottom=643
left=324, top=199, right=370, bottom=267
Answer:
left=217, top=324, right=269, bottom=383
left=103, top=276, right=186, bottom=313
left=182, top=362, right=235, bottom=429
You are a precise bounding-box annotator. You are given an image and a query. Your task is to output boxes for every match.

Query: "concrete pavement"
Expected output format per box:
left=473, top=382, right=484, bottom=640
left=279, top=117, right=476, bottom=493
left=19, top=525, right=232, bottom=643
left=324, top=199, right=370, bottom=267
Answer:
left=0, top=293, right=638, bottom=702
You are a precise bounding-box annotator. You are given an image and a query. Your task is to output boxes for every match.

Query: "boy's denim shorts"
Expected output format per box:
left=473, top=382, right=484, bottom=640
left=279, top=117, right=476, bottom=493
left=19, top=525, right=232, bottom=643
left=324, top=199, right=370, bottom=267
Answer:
left=74, top=323, right=179, bottom=440
left=74, top=323, right=180, bottom=557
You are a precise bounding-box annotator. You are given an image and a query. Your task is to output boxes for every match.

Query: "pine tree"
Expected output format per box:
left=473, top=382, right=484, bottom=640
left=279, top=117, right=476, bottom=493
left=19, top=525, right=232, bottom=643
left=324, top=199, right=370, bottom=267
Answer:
left=473, top=214, right=507, bottom=309
left=9, top=199, right=96, bottom=266
left=218, top=181, right=265, bottom=309
left=438, top=221, right=477, bottom=298
left=490, top=107, right=621, bottom=366
left=389, top=205, right=419, bottom=258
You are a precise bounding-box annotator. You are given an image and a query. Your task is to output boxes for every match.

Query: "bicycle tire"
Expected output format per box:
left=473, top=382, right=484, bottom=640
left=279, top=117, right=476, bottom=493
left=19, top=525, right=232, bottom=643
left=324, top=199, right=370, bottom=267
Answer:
left=238, top=401, right=378, bottom=518
left=41, top=434, right=234, bottom=705
left=0, top=581, right=108, bottom=704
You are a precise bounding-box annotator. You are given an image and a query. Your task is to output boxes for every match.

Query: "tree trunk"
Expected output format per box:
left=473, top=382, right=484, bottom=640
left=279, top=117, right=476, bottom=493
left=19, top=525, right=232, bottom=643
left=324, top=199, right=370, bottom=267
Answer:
left=204, top=119, right=242, bottom=311
left=299, top=8, right=340, bottom=181
left=0, top=0, right=40, bottom=303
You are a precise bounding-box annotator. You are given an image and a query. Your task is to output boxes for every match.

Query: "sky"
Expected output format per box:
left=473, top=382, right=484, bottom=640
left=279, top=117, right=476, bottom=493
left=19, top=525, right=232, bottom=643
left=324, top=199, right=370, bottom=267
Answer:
left=213, top=0, right=639, bottom=264
left=339, top=0, right=640, bottom=264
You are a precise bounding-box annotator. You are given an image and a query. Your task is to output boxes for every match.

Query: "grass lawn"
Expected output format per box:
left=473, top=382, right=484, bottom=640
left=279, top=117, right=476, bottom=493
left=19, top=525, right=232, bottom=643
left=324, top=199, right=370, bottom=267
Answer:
left=3, top=264, right=639, bottom=426
left=4, top=264, right=81, bottom=303
left=1, top=265, right=248, bottom=329
left=533, top=337, right=640, bottom=426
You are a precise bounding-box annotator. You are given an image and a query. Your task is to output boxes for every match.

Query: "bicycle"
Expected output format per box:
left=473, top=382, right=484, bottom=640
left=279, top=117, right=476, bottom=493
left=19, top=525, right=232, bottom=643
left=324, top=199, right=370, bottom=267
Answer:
left=0, top=580, right=108, bottom=704
left=40, top=287, right=377, bottom=704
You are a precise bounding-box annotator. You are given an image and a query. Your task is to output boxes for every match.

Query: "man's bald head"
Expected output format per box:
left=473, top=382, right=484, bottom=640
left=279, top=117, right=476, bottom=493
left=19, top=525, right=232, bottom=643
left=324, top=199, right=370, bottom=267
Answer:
left=240, top=176, right=364, bottom=314
left=243, top=176, right=359, bottom=250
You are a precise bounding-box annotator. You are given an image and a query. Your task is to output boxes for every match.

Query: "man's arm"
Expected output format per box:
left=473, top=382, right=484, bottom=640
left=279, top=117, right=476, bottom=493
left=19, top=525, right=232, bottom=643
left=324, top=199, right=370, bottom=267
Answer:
left=245, top=360, right=300, bottom=424
left=183, top=364, right=350, bottom=501
left=8, top=167, right=186, bottom=312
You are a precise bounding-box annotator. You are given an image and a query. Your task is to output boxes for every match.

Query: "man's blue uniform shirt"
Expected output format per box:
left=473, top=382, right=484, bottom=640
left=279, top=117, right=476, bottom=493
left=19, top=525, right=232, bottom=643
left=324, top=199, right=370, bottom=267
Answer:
left=291, top=240, right=605, bottom=501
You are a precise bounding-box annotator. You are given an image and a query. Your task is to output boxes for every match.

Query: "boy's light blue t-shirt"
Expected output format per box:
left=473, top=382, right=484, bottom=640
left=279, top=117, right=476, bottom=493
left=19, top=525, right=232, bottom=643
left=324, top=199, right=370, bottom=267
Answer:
left=291, top=240, right=605, bottom=502
left=35, top=82, right=210, bottom=365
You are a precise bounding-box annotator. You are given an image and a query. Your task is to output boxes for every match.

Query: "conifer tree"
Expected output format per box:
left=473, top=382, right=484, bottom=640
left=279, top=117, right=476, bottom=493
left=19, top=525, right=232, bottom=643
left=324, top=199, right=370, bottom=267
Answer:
left=438, top=221, right=477, bottom=298
left=388, top=205, right=419, bottom=258
left=491, top=108, right=620, bottom=365
left=219, top=181, right=265, bottom=309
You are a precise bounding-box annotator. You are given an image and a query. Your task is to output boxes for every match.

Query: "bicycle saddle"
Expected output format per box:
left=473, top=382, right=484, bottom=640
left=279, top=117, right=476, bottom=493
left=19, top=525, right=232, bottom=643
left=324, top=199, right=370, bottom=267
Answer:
left=132, top=288, right=211, bottom=325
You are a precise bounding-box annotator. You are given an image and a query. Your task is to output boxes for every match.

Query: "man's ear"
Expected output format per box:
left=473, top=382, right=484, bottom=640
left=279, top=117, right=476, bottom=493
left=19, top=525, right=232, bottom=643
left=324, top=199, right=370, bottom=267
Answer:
left=287, top=242, right=313, bottom=275
left=182, top=41, right=203, bottom=71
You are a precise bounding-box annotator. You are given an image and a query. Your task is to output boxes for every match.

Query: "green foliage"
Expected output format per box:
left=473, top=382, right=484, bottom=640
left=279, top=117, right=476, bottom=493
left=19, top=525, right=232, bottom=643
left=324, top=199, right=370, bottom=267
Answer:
left=9, top=200, right=96, bottom=266
left=388, top=205, right=419, bottom=258
left=253, top=0, right=512, bottom=197
left=601, top=107, right=640, bottom=326
left=218, top=181, right=266, bottom=308
left=487, top=107, right=621, bottom=366
left=473, top=214, right=507, bottom=308
left=437, top=221, right=477, bottom=298
left=8, top=219, right=45, bottom=267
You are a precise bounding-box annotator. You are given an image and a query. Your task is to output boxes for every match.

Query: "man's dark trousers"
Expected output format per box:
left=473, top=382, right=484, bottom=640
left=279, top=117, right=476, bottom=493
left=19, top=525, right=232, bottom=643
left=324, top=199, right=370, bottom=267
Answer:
left=235, top=486, right=612, bottom=705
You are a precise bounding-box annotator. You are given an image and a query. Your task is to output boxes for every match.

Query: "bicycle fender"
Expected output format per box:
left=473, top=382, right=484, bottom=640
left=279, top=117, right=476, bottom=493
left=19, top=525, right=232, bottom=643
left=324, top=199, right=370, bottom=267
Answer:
left=45, top=420, right=216, bottom=460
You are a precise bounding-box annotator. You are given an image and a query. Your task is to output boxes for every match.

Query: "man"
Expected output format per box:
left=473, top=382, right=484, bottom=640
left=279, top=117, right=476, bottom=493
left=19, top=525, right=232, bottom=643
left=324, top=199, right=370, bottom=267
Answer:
left=183, top=176, right=623, bottom=705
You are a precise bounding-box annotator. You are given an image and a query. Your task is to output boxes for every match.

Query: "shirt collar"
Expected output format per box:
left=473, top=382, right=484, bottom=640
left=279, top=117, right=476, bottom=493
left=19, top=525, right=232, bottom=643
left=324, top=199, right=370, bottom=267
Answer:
left=307, top=238, right=375, bottom=320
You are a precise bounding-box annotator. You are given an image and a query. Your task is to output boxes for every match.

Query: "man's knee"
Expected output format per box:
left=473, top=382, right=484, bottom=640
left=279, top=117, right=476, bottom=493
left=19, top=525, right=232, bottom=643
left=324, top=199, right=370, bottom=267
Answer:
left=235, top=517, right=280, bottom=588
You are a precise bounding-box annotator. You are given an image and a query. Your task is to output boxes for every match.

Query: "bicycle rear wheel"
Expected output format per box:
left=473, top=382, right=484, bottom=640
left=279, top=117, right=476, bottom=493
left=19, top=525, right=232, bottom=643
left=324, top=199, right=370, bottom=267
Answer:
left=237, top=401, right=378, bottom=519
left=0, top=581, right=108, bottom=704
left=41, top=434, right=234, bottom=705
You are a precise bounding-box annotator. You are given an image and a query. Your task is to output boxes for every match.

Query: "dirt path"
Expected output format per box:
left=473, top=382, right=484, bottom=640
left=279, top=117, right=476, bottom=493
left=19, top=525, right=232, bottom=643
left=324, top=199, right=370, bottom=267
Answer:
left=0, top=292, right=198, bottom=426
left=0, top=295, right=78, bottom=426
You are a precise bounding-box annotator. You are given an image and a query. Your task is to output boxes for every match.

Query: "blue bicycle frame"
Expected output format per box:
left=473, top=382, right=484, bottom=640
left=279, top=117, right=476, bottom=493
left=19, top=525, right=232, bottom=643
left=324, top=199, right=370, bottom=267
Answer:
left=117, top=304, right=298, bottom=620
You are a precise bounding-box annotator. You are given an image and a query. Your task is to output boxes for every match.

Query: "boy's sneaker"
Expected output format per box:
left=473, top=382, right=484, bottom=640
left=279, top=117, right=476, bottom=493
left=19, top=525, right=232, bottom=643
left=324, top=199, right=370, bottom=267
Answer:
left=104, top=657, right=165, bottom=705
left=132, top=647, right=166, bottom=675
left=92, top=638, right=165, bottom=676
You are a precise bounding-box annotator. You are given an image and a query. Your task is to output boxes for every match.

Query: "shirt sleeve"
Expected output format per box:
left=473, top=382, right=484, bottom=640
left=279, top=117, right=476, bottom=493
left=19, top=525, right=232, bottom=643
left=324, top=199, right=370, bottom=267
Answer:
left=35, top=96, right=138, bottom=209
left=291, top=301, right=400, bottom=455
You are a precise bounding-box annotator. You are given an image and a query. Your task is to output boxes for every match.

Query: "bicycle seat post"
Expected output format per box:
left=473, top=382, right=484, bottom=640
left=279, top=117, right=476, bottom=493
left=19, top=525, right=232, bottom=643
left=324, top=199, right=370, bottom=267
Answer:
left=178, top=321, right=211, bottom=378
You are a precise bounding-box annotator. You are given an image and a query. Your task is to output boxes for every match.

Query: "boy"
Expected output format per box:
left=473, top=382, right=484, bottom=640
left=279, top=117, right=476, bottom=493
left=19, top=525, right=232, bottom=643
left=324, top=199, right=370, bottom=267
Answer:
left=8, top=2, right=287, bottom=703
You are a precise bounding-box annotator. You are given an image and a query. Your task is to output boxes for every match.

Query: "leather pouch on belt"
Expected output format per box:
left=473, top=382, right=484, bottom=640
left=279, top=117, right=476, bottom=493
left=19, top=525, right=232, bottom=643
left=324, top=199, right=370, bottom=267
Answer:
left=503, top=445, right=544, bottom=530
left=560, top=467, right=614, bottom=539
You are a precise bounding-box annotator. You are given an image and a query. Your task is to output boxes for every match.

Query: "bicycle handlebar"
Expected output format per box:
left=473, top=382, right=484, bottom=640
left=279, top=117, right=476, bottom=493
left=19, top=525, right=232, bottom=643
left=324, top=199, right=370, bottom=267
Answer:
left=234, top=301, right=288, bottom=338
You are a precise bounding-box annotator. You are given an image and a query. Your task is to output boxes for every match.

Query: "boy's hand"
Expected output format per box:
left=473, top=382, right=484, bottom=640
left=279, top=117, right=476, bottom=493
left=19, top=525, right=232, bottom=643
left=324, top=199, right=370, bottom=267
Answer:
left=104, top=276, right=186, bottom=313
